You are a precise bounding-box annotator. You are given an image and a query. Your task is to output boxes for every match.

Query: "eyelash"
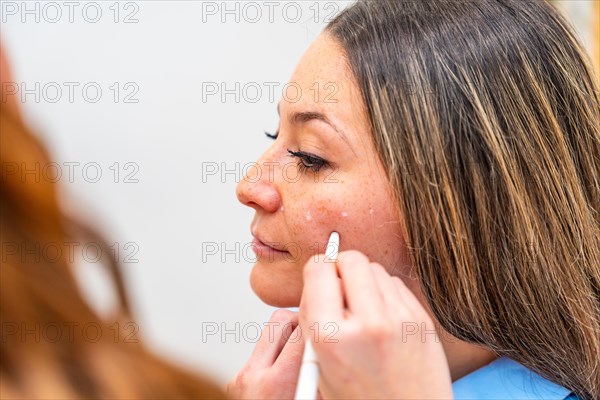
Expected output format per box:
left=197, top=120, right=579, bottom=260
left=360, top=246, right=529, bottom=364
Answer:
left=264, top=131, right=329, bottom=174
left=264, top=130, right=279, bottom=140
left=288, top=149, right=329, bottom=173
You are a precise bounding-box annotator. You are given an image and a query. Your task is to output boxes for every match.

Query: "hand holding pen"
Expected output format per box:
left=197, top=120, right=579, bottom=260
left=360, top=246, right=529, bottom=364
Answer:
left=227, top=234, right=453, bottom=399
left=296, top=243, right=453, bottom=399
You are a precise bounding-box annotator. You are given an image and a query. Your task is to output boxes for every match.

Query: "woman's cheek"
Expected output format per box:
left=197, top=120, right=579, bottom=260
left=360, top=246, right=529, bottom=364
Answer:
left=285, top=204, right=347, bottom=259
left=286, top=209, right=369, bottom=264
left=304, top=208, right=405, bottom=273
left=283, top=175, right=399, bottom=263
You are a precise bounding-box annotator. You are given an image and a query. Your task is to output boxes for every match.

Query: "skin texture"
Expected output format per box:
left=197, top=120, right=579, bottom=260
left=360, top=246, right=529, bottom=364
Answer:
left=234, top=33, right=497, bottom=398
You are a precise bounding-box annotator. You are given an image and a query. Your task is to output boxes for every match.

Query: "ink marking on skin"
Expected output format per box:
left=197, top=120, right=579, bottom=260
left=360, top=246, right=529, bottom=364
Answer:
left=305, top=211, right=312, bottom=221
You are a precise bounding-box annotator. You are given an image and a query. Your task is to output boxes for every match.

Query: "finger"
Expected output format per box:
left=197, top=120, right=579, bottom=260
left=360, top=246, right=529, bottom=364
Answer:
left=370, top=262, right=408, bottom=313
left=273, top=325, right=305, bottom=371
left=336, top=250, right=385, bottom=317
left=317, top=388, right=323, bottom=400
left=248, top=309, right=298, bottom=369
left=301, top=254, right=344, bottom=328
left=391, top=275, right=429, bottom=319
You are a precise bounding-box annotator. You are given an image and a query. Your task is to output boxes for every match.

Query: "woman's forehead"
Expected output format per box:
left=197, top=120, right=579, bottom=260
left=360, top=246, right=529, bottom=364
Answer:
left=281, top=34, right=370, bottom=147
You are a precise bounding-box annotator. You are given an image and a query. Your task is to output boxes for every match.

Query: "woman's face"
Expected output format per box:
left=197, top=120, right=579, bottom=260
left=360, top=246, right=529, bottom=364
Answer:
left=236, top=33, right=413, bottom=307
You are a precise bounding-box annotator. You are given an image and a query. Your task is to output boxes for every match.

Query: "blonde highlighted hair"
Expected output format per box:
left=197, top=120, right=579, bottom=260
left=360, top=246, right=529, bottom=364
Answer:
left=327, top=1, right=600, bottom=399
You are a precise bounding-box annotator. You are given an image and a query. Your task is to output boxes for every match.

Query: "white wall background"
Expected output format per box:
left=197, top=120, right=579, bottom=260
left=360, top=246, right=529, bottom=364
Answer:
left=1, top=0, right=351, bottom=384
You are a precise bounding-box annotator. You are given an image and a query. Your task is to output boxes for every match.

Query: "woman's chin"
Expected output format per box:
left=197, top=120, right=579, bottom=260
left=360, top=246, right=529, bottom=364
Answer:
left=249, top=261, right=302, bottom=308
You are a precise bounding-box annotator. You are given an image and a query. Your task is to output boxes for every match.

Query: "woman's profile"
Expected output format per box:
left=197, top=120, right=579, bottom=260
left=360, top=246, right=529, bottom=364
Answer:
left=232, top=1, right=599, bottom=399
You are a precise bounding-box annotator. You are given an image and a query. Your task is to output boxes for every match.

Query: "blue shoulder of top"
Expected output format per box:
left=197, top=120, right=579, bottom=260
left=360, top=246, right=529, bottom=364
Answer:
left=452, top=356, right=577, bottom=400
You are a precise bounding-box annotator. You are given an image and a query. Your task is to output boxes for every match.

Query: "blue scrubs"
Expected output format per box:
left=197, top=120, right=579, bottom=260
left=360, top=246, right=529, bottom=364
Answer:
left=452, top=356, right=578, bottom=399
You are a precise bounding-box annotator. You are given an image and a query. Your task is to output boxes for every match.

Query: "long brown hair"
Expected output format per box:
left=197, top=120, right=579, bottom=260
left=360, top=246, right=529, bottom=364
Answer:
left=327, top=1, right=599, bottom=399
left=0, top=49, right=225, bottom=399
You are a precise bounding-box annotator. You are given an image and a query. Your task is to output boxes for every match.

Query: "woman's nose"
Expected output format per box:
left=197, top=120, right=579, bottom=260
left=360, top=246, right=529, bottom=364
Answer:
left=236, top=156, right=282, bottom=214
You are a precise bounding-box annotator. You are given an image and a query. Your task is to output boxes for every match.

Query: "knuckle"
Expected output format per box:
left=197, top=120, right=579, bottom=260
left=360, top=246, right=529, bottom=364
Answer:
left=391, top=276, right=404, bottom=285
left=236, top=364, right=252, bottom=381
left=338, top=322, right=364, bottom=343
left=362, top=319, right=393, bottom=341
left=398, top=311, right=417, bottom=326
left=392, top=275, right=411, bottom=290
left=228, top=369, right=248, bottom=394
left=270, top=309, right=296, bottom=325
left=369, top=262, right=390, bottom=277
left=337, top=250, right=369, bottom=268
left=369, top=262, right=388, bottom=275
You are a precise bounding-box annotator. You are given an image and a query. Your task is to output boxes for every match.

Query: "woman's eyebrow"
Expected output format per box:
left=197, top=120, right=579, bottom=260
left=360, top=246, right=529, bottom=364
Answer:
left=277, top=103, right=356, bottom=155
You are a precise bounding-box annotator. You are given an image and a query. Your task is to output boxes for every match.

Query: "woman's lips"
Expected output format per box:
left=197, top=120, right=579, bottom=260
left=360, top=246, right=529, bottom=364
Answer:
left=251, top=236, right=290, bottom=257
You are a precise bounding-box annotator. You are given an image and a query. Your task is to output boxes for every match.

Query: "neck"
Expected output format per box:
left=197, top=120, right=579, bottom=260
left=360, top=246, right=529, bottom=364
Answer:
left=397, top=269, right=499, bottom=382
left=440, top=334, right=499, bottom=382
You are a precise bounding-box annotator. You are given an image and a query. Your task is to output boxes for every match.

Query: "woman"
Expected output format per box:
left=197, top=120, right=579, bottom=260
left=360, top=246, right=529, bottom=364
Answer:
left=0, top=48, right=226, bottom=398
left=231, top=0, right=599, bottom=399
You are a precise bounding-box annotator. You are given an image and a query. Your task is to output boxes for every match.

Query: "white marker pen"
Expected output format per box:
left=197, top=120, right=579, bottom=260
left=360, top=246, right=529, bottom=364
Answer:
left=294, top=231, right=339, bottom=400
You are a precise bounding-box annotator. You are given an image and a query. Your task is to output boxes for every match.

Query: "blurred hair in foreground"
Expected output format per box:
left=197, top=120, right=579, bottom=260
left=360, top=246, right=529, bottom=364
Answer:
left=0, top=48, right=226, bottom=399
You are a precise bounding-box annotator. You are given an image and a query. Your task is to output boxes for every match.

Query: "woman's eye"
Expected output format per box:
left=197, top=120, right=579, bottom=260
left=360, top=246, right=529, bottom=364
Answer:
left=287, top=149, right=329, bottom=174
